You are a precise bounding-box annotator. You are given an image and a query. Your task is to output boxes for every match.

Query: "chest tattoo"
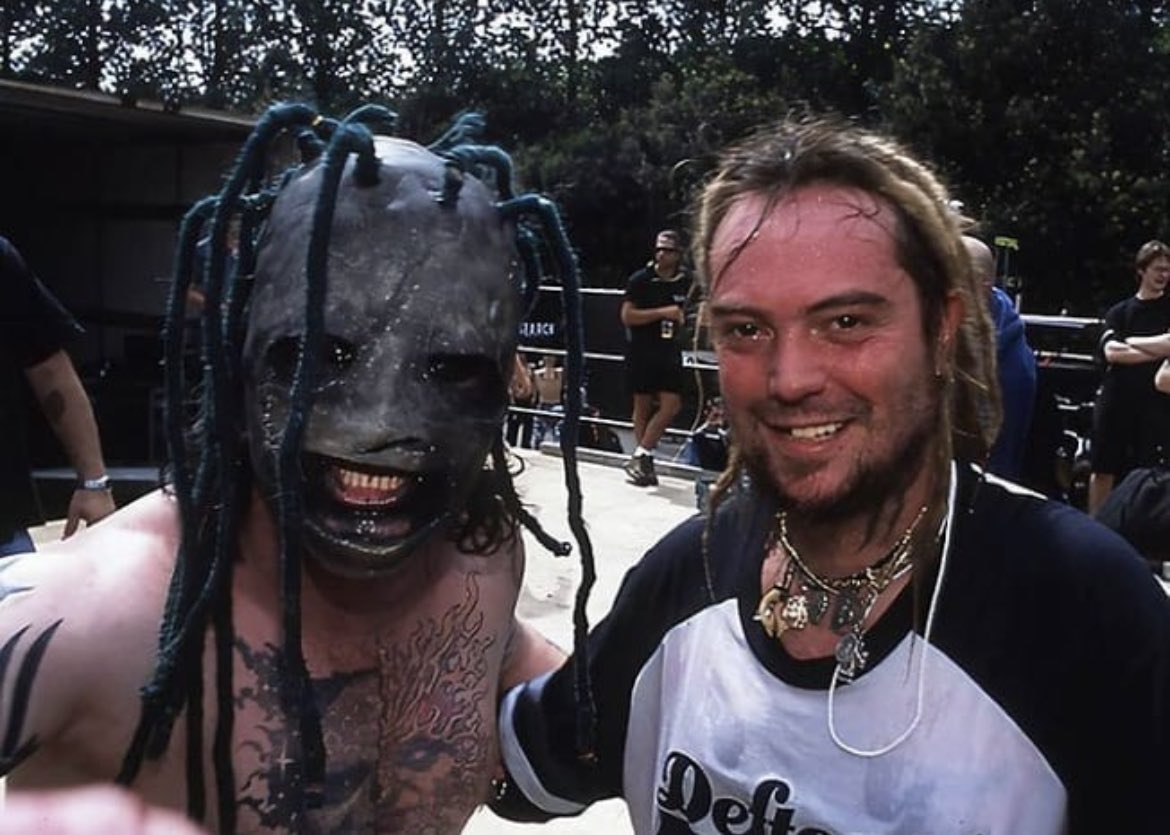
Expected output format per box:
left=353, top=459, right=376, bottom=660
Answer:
left=235, top=573, right=498, bottom=834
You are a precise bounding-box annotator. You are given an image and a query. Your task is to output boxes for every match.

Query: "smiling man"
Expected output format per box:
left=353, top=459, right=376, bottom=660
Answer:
left=0, top=108, right=567, bottom=833
left=493, top=117, right=1170, bottom=834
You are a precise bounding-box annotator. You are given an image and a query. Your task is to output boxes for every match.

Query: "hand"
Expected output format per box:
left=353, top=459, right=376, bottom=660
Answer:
left=509, top=373, right=534, bottom=404
left=63, top=487, right=117, bottom=538
left=0, top=786, right=209, bottom=834
left=668, top=306, right=685, bottom=324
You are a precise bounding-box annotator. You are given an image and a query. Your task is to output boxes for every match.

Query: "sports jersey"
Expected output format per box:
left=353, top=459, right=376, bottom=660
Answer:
left=496, top=463, right=1170, bottom=834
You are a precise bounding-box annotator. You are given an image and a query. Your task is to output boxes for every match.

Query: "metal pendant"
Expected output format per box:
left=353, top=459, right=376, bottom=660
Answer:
left=835, top=631, right=869, bottom=679
left=804, top=587, right=830, bottom=624
left=831, top=590, right=866, bottom=633
left=779, top=593, right=810, bottom=632
left=754, top=586, right=784, bottom=638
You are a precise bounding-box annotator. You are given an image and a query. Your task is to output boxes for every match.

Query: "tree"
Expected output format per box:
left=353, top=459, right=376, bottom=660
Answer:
left=105, top=0, right=187, bottom=106
left=19, top=0, right=106, bottom=90
left=187, top=0, right=257, bottom=109
left=0, top=0, right=37, bottom=78
left=517, top=53, right=789, bottom=288
left=884, top=0, right=1170, bottom=313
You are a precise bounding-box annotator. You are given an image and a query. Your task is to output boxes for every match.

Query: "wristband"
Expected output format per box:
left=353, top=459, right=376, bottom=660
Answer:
left=78, top=475, right=111, bottom=491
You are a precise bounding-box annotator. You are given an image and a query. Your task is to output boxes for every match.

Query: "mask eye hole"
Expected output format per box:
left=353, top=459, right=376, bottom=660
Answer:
left=266, top=336, right=300, bottom=385
left=425, top=353, right=498, bottom=387
left=265, top=334, right=357, bottom=386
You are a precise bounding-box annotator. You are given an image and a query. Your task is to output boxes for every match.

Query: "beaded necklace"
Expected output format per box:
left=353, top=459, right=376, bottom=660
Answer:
left=754, top=505, right=927, bottom=678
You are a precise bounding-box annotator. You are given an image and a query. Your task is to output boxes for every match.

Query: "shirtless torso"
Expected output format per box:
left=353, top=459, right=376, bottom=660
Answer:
left=1, top=489, right=557, bottom=833
left=534, top=363, right=563, bottom=406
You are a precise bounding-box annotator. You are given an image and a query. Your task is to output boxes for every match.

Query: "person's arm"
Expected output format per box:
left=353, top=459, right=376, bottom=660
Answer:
left=500, top=619, right=566, bottom=693
left=1156, top=358, right=1170, bottom=394
left=508, top=355, right=535, bottom=405
left=1102, top=337, right=1161, bottom=365
left=620, top=300, right=684, bottom=328
left=1125, top=332, right=1170, bottom=358
left=492, top=515, right=716, bottom=822
left=22, top=350, right=116, bottom=537
left=0, top=553, right=84, bottom=778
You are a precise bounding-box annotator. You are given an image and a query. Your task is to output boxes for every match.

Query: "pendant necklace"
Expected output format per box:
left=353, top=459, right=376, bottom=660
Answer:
left=754, top=505, right=928, bottom=679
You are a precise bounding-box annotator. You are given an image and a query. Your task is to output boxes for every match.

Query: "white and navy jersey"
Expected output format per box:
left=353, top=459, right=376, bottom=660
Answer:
left=497, top=464, right=1170, bottom=834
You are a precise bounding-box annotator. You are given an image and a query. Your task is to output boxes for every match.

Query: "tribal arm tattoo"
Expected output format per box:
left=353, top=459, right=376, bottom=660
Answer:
left=0, top=557, right=64, bottom=775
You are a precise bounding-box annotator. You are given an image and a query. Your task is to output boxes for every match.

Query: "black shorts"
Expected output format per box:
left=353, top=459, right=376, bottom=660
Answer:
left=627, top=350, right=684, bottom=395
left=1091, top=384, right=1124, bottom=473
left=1091, top=383, right=1170, bottom=474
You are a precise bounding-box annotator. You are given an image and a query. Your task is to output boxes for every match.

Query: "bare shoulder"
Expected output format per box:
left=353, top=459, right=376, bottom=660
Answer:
left=451, top=533, right=566, bottom=689
left=13, top=489, right=179, bottom=614
left=0, top=490, right=178, bottom=779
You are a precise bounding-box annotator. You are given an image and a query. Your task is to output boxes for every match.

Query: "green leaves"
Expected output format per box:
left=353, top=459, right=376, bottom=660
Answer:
left=884, top=0, right=1170, bottom=313
left=6, top=0, right=1170, bottom=311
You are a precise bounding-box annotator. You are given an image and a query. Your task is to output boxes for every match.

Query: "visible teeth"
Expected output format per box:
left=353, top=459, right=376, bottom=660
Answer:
left=790, top=422, right=843, bottom=440
left=336, top=467, right=408, bottom=494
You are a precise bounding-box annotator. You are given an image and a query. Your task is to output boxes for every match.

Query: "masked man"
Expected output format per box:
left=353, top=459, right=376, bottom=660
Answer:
left=0, top=106, right=569, bottom=833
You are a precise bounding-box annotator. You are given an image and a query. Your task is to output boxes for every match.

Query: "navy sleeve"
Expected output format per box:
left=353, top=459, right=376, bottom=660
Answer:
left=494, top=495, right=773, bottom=820
left=494, top=516, right=709, bottom=820
left=0, top=238, right=81, bottom=368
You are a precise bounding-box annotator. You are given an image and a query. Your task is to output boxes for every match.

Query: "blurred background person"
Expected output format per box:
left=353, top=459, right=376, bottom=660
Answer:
left=506, top=352, right=537, bottom=448
left=963, top=235, right=1036, bottom=480
left=620, top=229, right=690, bottom=487
left=1, top=234, right=115, bottom=555
left=531, top=353, right=564, bottom=448
left=1088, top=240, right=1170, bottom=513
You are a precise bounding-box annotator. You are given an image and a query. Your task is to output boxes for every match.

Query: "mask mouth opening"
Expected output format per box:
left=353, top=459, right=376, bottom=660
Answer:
left=300, top=451, right=449, bottom=562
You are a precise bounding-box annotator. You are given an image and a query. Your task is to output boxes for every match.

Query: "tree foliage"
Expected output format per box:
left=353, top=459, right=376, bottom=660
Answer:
left=883, top=0, right=1170, bottom=312
left=4, top=0, right=1170, bottom=311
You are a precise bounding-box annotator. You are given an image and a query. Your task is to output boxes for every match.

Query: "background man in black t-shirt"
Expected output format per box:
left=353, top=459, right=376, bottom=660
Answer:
left=1088, top=239, right=1170, bottom=513
left=620, top=229, right=691, bottom=486
left=0, top=235, right=115, bottom=554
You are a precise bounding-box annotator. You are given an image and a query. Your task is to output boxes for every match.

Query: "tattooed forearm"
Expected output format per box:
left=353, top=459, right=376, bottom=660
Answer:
left=0, top=619, right=63, bottom=774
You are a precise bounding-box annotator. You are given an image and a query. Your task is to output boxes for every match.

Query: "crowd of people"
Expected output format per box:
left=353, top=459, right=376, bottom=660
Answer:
left=1, top=108, right=1168, bottom=835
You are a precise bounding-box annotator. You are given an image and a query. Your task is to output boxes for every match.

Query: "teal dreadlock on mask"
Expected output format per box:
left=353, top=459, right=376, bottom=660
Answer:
left=115, top=103, right=599, bottom=830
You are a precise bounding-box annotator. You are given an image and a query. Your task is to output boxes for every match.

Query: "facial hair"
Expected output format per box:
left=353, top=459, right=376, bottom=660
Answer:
left=739, top=383, right=943, bottom=527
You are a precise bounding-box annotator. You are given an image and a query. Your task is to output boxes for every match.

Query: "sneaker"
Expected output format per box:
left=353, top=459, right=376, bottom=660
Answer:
left=626, top=454, right=658, bottom=487
left=640, top=455, right=659, bottom=486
